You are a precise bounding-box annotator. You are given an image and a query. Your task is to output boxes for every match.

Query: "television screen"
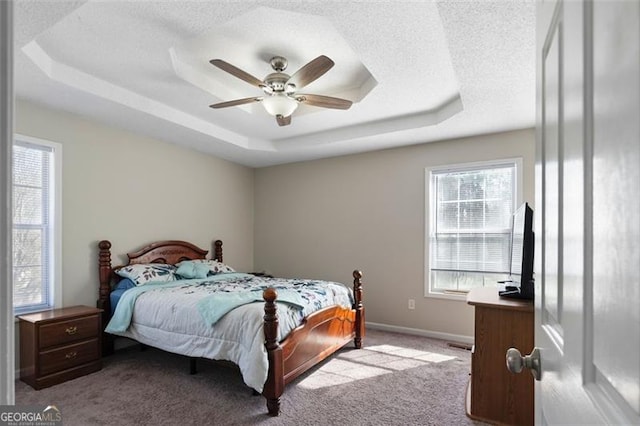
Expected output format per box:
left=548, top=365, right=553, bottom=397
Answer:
left=510, top=205, right=527, bottom=280
left=500, top=202, right=534, bottom=299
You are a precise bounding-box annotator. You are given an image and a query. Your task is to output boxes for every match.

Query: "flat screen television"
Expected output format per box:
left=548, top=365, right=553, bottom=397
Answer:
left=499, top=202, right=534, bottom=300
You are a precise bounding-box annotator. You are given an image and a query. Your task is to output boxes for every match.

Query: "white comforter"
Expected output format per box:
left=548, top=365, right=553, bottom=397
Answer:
left=106, top=274, right=353, bottom=392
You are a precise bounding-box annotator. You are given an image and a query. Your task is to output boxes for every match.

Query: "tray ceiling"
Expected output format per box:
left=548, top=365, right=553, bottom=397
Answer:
left=14, top=1, right=535, bottom=167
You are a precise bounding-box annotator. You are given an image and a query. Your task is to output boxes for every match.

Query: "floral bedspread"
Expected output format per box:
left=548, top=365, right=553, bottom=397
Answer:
left=104, top=272, right=355, bottom=393
left=185, top=273, right=354, bottom=317
left=106, top=272, right=353, bottom=333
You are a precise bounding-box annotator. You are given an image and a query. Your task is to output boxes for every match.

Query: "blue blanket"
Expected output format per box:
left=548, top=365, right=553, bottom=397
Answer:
left=197, top=289, right=304, bottom=326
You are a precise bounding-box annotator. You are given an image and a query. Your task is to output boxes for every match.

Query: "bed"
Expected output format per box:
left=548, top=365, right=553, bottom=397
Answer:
left=96, top=239, right=365, bottom=416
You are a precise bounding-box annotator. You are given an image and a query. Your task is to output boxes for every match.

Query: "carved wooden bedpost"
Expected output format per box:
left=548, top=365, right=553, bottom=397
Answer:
left=98, top=240, right=114, bottom=355
left=353, top=270, right=365, bottom=349
left=263, top=288, right=284, bottom=416
left=214, top=240, right=223, bottom=262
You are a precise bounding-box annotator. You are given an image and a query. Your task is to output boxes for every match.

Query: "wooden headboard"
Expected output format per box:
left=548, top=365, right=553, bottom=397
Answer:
left=97, top=239, right=223, bottom=324
left=124, top=240, right=211, bottom=265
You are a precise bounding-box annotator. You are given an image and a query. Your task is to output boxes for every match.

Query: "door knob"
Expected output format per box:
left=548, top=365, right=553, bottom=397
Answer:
left=506, top=347, right=541, bottom=380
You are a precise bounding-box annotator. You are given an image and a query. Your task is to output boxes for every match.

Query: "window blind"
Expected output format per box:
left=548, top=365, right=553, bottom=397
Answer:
left=430, top=165, right=514, bottom=276
left=13, top=142, right=52, bottom=312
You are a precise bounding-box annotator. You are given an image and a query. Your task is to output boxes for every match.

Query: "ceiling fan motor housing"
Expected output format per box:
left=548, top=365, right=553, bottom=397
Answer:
left=264, top=72, right=291, bottom=93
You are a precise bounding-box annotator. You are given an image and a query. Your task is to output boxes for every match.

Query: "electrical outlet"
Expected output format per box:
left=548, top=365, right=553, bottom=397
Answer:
left=408, top=299, right=415, bottom=310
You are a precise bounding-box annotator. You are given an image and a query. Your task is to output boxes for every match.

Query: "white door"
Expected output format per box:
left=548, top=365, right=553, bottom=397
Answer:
left=534, top=0, right=640, bottom=424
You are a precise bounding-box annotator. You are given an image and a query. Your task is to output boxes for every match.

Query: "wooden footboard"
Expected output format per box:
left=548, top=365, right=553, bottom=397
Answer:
left=262, top=271, right=365, bottom=416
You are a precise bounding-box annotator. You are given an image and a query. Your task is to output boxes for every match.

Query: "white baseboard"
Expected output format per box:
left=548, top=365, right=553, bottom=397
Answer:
left=365, top=321, right=474, bottom=345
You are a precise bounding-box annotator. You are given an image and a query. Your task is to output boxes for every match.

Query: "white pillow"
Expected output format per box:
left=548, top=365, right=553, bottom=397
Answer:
left=115, top=263, right=177, bottom=286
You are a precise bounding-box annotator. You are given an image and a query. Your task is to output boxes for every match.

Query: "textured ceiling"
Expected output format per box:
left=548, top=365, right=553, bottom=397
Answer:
left=14, top=1, right=536, bottom=167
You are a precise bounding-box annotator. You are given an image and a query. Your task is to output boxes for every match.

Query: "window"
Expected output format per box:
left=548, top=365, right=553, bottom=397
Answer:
left=425, top=159, right=521, bottom=298
left=13, top=135, right=62, bottom=315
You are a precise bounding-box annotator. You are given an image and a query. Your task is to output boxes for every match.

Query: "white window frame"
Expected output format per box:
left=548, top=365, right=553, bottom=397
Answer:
left=13, top=134, right=62, bottom=315
left=424, top=158, right=523, bottom=301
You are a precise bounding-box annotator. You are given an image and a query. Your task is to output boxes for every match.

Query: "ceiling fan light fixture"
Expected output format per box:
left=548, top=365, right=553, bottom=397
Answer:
left=262, top=95, right=299, bottom=117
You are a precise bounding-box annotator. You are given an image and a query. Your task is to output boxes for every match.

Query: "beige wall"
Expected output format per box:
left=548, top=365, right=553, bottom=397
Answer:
left=14, top=99, right=255, bottom=309
left=10, top=101, right=533, bottom=370
left=254, top=128, right=535, bottom=339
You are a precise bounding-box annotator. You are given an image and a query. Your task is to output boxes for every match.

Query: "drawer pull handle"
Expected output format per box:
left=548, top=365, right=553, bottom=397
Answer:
left=65, top=351, right=77, bottom=360
left=65, top=326, right=78, bottom=335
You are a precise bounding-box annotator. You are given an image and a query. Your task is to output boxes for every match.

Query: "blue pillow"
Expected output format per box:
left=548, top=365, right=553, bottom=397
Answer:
left=176, top=259, right=236, bottom=275
left=110, top=279, right=137, bottom=315
left=176, top=261, right=210, bottom=279
left=115, top=278, right=136, bottom=291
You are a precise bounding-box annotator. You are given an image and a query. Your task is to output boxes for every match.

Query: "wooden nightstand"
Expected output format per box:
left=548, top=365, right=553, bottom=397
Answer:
left=19, top=305, right=103, bottom=389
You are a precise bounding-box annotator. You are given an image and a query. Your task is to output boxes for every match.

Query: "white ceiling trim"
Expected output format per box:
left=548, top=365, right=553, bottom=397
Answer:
left=273, top=93, right=463, bottom=150
left=23, top=36, right=464, bottom=154
left=22, top=39, right=271, bottom=151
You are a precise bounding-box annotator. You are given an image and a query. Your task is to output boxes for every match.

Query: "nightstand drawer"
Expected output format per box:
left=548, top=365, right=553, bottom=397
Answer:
left=38, top=314, right=100, bottom=349
left=39, top=338, right=100, bottom=376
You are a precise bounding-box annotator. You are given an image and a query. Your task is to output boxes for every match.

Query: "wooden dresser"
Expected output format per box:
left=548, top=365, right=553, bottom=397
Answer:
left=19, top=305, right=103, bottom=389
left=466, top=287, right=534, bottom=425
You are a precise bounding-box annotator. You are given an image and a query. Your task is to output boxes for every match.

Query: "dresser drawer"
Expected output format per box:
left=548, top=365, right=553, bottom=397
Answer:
left=39, top=338, right=100, bottom=376
left=38, top=314, right=100, bottom=349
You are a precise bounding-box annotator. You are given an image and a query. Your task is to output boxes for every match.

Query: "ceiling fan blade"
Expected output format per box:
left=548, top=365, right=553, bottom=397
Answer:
left=287, top=55, right=335, bottom=89
left=297, top=94, right=352, bottom=110
left=209, top=97, right=262, bottom=109
left=276, top=114, right=292, bottom=126
left=209, top=59, right=265, bottom=88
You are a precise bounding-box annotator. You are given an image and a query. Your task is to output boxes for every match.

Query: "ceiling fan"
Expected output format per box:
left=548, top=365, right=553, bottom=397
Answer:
left=208, top=55, right=353, bottom=126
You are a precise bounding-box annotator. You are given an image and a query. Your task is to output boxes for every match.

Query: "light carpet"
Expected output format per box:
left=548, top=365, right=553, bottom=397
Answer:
left=15, top=329, right=484, bottom=425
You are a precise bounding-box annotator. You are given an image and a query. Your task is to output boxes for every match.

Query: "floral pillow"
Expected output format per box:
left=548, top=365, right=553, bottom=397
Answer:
left=115, top=263, right=177, bottom=286
left=176, top=259, right=236, bottom=276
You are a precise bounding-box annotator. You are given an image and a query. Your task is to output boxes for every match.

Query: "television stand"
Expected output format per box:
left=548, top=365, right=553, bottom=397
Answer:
left=466, top=287, right=533, bottom=425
